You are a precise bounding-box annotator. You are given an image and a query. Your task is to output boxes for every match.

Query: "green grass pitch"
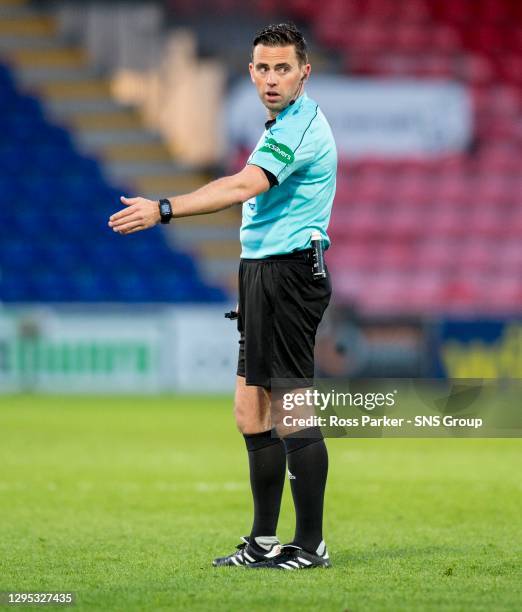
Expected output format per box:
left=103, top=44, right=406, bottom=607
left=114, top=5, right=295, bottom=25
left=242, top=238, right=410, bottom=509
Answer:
left=0, top=395, right=520, bottom=611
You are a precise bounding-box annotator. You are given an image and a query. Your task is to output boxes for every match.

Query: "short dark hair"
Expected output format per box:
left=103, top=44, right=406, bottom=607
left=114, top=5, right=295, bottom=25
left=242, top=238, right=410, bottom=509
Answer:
left=252, top=22, right=308, bottom=66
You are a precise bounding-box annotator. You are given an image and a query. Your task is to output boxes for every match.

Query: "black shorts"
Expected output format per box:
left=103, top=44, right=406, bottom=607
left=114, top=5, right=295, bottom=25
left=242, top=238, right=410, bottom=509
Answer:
left=236, top=249, right=331, bottom=389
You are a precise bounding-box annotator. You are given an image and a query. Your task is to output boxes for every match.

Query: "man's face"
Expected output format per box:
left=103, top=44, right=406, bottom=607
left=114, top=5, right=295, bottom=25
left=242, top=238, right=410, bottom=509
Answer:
left=249, top=44, right=310, bottom=116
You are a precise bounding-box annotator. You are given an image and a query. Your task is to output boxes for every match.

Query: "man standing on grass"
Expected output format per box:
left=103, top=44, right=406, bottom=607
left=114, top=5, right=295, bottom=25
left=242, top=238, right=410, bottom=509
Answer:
left=109, top=22, right=337, bottom=570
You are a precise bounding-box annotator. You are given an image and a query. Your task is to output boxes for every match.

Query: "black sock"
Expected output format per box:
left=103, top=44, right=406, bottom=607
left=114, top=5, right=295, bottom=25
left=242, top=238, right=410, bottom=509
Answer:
left=243, top=428, right=286, bottom=539
left=283, top=427, right=328, bottom=554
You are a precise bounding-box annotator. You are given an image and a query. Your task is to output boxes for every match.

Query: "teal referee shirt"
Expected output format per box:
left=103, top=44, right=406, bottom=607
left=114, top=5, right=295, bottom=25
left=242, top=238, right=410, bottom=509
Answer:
left=241, top=92, right=337, bottom=259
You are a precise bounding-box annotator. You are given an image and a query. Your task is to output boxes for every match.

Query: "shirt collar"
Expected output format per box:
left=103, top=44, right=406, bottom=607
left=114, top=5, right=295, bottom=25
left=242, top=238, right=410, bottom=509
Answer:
left=264, top=92, right=308, bottom=130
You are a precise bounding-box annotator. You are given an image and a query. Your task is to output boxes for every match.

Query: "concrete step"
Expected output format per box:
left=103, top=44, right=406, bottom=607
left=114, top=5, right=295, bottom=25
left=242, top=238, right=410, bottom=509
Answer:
left=46, top=98, right=125, bottom=116
left=0, top=0, right=233, bottom=295
left=0, top=15, right=56, bottom=36
left=99, top=142, right=172, bottom=163
left=133, top=173, right=211, bottom=198
left=0, top=34, right=59, bottom=51
left=170, top=208, right=241, bottom=227
left=16, top=66, right=98, bottom=86
left=11, top=46, right=86, bottom=67
left=169, top=237, right=240, bottom=290
left=194, top=239, right=241, bottom=259
left=0, top=0, right=29, bottom=6
left=75, top=129, right=162, bottom=150
left=0, top=3, right=37, bottom=19
left=105, top=161, right=191, bottom=182
left=39, top=79, right=112, bottom=100
left=200, top=258, right=239, bottom=291
left=171, top=225, right=239, bottom=244
left=166, top=223, right=239, bottom=289
left=68, top=110, right=143, bottom=131
left=167, top=225, right=241, bottom=288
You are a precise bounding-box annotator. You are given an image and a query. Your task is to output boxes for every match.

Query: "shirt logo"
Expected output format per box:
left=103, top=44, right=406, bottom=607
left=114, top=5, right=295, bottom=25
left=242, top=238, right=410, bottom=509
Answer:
left=259, top=138, right=295, bottom=165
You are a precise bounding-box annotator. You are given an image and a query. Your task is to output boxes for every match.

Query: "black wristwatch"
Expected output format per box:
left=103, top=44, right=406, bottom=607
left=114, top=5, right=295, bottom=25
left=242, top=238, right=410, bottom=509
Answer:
left=158, top=198, right=173, bottom=224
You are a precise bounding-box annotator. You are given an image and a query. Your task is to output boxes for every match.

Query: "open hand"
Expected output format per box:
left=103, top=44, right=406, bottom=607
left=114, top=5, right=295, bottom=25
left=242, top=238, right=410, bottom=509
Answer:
left=108, top=196, right=161, bottom=235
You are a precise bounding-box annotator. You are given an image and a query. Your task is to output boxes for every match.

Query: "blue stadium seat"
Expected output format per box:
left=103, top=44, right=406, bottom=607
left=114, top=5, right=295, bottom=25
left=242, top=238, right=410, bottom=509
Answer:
left=0, top=62, right=225, bottom=304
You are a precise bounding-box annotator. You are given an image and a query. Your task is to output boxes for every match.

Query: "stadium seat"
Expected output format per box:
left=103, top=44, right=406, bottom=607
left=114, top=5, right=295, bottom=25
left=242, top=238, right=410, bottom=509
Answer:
left=250, top=0, right=522, bottom=315
left=0, top=62, right=225, bottom=304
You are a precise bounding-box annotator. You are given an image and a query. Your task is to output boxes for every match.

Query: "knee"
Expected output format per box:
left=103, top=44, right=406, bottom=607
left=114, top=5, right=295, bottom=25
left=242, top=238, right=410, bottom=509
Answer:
left=233, top=387, right=271, bottom=434
left=233, top=399, right=249, bottom=433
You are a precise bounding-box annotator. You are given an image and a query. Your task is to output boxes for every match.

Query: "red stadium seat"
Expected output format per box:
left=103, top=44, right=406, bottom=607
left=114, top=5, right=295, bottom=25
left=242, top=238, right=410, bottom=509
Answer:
left=490, top=86, right=520, bottom=117
left=466, top=176, right=510, bottom=207
left=257, top=0, right=522, bottom=315
left=414, top=241, right=458, bottom=271
left=431, top=26, right=462, bottom=54
left=476, top=0, right=512, bottom=24
left=416, top=55, right=454, bottom=78
left=510, top=28, right=522, bottom=53
left=458, top=55, right=495, bottom=85
left=354, top=176, right=391, bottom=203
left=499, top=54, right=522, bottom=86
left=458, top=240, right=496, bottom=270
left=404, top=273, right=445, bottom=312
left=256, top=0, right=280, bottom=15
left=373, top=243, right=416, bottom=269
left=435, top=0, right=473, bottom=26
left=469, top=211, right=506, bottom=239
left=392, top=176, right=434, bottom=206
left=504, top=210, right=522, bottom=238
left=363, top=0, right=397, bottom=22
left=316, top=21, right=347, bottom=50
left=399, top=0, right=430, bottom=24
left=464, top=26, right=507, bottom=52
left=443, top=278, right=484, bottom=312
left=393, top=25, right=432, bottom=54
left=327, top=243, right=375, bottom=271
left=336, top=208, right=387, bottom=239
left=357, top=275, right=405, bottom=314
left=385, top=209, right=424, bottom=240
left=484, top=276, right=522, bottom=312
left=496, top=241, right=522, bottom=272
left=355, top=22, right=392, bottom=53
left=431, top=178, right=470, bottom=207
left=286, top=0, right=320, bottom=21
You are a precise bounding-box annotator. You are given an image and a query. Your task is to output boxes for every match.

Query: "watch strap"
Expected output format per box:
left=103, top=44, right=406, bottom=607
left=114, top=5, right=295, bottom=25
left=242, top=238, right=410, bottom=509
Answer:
left=158, top=198, right=173, bottom=224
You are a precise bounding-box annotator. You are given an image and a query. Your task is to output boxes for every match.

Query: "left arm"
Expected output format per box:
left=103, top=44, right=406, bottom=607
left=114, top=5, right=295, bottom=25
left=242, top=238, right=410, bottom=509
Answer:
left=108, top=164, right=270, bottom=235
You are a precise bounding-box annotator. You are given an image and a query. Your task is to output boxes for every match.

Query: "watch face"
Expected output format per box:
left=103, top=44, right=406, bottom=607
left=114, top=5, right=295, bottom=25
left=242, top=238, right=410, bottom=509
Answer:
left=159, top=200, right=172, bottom=224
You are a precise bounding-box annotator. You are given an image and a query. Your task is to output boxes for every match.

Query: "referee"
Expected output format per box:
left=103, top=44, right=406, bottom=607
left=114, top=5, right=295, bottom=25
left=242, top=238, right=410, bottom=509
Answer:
left=109, top=23, right=337, bottom=570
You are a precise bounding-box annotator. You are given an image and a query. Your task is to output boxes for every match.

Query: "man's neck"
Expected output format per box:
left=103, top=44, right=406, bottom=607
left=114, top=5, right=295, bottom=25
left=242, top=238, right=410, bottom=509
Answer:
left=266, top=91, right=305, bottom=121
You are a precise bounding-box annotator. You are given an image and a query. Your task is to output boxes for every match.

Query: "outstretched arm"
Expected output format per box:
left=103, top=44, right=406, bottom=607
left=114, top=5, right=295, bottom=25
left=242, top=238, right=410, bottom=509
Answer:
left=108, top=164, right=270, bottom=235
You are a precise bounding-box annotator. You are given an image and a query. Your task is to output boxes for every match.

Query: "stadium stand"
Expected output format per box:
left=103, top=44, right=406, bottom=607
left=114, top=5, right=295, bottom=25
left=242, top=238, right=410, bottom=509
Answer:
left=171, top=0, right=521, bottom=314
left=0, top=62, right=225, bottom=303
left=254, top=0, right=522, bottom=315
left=2, top=0, right=520, bottom=314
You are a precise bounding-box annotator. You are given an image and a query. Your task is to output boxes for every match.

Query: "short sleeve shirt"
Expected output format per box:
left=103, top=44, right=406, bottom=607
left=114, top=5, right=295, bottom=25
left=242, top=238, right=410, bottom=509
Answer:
left=240, top=93, right=337, bottom=259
